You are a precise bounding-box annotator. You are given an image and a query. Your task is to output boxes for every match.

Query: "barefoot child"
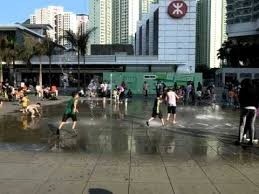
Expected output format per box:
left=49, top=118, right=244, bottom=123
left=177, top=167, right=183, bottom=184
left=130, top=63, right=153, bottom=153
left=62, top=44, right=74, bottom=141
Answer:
left=57, top=92, right=79, bottom=135
left=146, top=95, right=165, bottom=126
left=20, top=93, right=29, bottom=113
left=26, top=103, right=41, bottom=118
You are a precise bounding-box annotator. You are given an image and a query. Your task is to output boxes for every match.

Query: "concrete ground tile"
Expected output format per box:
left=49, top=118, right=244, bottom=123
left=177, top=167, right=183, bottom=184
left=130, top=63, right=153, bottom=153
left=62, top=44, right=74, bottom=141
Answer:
left=129, top=183, right=173, bottom=194
left=37, top=180, right=86, bottom=194
left=173, top=183, right=219, bottom=194
left=159, top=146, right=191, bottom=156
left=97, top=154, right=130, bottom=166
left=130, top=143, right=158, bottom=154
left=194, top=155, right=230, bottom=167
left=131, top=166, right=169, bottom=183
left=84, top=181, right=128, bottom=194
left=223, top=153, right=259, bottom=165
left=159, top=140, right=186, bottom=146
left=0, top=151, right=35, bottom=163
left=90, top=165, right=129, bottom=182
left=0, top=180, right=40, bottom=194
left=238, top=167, right=259, bottom=184
left=162, top=157, right=199, bottom=168
left=63, top=154, right=99, bottom=167
left=215, top=183, right=259, bottom=194
left=0, top=163, right=57, bottom=180
left=188, top=146, right=217, bottom=156
left=131, top=154, right=163, bottom=167
left=49, top=166, right=93, bottom=181
left=167, top=166, right=210, bottom=183
left=201, top=165, right=248, bottom=183
left=83, top=144, right=103, bottom=153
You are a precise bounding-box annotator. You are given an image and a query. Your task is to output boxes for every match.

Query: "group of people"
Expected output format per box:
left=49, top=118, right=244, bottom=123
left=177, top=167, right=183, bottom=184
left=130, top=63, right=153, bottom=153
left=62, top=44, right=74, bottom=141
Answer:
left=19, top=93, right=42, bottom=118
left=143, top=81, right=216, bottom=106
left=146, top=87, right=181, bottom=127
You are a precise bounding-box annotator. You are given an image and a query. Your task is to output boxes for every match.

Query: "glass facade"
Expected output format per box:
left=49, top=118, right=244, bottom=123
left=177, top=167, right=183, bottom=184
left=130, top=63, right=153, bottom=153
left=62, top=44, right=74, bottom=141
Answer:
left=227, top=0, right=259, bottom=24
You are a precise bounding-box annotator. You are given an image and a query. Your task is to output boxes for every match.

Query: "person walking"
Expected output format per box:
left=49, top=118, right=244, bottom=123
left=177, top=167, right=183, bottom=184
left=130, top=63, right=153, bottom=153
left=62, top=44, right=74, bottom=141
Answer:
left=58, top=92, right=79, bottom=135
left=236, top=79, right=259, bottom=145
left=146, top=95, right=165, bottom=127
left=143, top=81, right=148, bottom=97
left=156, top=81, right=163, bottom=97
left=166, top=88, right=180, bottom=124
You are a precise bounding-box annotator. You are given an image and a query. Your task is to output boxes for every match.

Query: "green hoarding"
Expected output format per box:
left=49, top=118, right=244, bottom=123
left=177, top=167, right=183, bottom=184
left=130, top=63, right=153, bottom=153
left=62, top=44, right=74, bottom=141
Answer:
left=103, top=72, right=203, bottom=94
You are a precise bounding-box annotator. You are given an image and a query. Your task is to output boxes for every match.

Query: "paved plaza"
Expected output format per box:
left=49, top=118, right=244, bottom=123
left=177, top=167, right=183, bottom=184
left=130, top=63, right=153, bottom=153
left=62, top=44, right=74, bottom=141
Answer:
left=0, top=98, right=259, bottom=194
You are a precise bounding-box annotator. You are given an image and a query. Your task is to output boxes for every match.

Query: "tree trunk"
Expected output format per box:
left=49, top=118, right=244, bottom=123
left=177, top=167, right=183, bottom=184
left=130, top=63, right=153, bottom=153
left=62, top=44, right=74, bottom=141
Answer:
left=83, top=55, right=86, bottom=89
left=49, top=56, right=52, bottom=86
left=77, top=51, right=80, bottom=89
left=39, top=56, right=43, bottom=88
left=13, top=58, right=17, bottom=87
left=0, top=58, right=3, bottom=83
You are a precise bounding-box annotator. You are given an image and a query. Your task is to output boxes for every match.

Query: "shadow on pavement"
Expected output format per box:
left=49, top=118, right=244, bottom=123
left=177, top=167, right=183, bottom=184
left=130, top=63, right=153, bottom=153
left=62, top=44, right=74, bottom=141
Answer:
left=88, top=188, right=113, bottom=194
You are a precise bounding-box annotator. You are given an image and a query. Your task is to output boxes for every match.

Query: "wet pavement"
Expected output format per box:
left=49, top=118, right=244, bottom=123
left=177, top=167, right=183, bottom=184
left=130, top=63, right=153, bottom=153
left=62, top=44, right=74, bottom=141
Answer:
left=0, top=97, right=259, bottom=194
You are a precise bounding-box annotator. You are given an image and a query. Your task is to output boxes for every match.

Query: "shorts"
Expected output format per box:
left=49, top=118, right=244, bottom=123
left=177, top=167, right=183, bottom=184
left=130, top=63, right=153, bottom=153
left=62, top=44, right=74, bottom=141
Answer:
left=152, top=110, right=163, bottom=119
left=62, top=113, right=77, bottom=122
left=168, top=106, right=176, bottom=114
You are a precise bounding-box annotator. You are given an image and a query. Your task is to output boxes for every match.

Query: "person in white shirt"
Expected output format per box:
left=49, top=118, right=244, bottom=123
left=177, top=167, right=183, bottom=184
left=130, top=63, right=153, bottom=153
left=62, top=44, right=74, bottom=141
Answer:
left=166, top=88, right=180, bottom=124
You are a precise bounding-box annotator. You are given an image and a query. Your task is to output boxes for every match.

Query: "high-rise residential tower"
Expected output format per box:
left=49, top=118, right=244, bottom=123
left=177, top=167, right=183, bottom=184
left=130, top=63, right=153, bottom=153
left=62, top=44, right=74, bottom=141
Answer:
left=30, top=6, right=86, bottom=48
left=140, top=0, right=159, bottom=19
left=30, top=6, right=64, bottom=41
left=196, top=0, right=227, bottom=69
left=77, top=14, right=89, bottom=34
left=56, top=12, right=77, bottom=47
left=112, top=0, right=140, bottom=44
left=89, top=0, right=112, bottom=44
left=227, top=0, right=259, bottom=37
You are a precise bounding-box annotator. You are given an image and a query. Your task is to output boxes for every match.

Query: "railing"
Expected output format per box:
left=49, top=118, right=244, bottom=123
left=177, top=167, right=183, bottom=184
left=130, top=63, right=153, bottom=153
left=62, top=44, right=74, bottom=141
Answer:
left=27, top=55, right=161, bottom=65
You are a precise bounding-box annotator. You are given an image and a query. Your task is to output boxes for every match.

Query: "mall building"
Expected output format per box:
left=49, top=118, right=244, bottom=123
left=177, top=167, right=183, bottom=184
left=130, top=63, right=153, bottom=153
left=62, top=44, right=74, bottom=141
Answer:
left=135, top=0, right=197, bottom=74
left=216, top=0, right=259, bottom=85
left=0, top=0, right=202, bottom=93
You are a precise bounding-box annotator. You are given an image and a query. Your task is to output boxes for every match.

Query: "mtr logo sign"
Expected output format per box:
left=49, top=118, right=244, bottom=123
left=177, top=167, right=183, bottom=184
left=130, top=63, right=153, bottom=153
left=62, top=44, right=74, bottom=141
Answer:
left=168, top=0, right=188, bottom=19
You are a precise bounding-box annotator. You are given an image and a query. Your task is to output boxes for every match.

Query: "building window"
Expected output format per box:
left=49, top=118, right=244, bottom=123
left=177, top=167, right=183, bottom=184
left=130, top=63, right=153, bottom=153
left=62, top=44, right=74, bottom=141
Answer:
left=153, top=9, right=159, bottom=55
left=240, top=73, right=252, bottom=78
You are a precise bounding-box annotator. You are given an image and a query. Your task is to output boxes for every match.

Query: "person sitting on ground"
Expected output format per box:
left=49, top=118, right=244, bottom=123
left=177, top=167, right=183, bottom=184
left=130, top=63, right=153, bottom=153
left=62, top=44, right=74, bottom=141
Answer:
left=26, top=103, right=41, bottom=118
left=43, top=86, right=51, bottom=100
left=51, top=85, right=58, bottom=97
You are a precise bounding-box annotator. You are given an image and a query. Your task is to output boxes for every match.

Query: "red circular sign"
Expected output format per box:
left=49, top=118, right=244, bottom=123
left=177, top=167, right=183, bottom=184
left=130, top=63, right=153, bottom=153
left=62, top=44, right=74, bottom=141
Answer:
left=168, top=0, right=188, bottom=19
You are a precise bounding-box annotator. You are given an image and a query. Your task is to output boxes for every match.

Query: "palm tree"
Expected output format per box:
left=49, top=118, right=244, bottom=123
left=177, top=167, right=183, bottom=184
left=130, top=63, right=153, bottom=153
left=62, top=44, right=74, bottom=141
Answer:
left=43, top=36, right=56, bottom=85
left=34, top=41, right=47, bottom=88
left=18, top=36, right=36, bottom=70
left=63, top=27, right=96, bottom=88
left=0, top=37, right=8, bottom=82
left=0, top=37, right=17, bottom=83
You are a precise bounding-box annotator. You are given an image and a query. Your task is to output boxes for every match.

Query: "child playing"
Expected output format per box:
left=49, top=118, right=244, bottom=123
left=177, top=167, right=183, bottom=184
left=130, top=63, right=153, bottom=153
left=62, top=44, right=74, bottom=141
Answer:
left=20, top=93, right=30, bottom=113
left=26, top=103, right=41, bottom=118
left=146, top=95, right=165, bottom=126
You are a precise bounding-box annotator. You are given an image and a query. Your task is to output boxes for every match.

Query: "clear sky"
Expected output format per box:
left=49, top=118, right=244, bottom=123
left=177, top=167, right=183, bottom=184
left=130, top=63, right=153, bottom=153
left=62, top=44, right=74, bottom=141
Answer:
left=0, top=0, right=88, bottom=24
